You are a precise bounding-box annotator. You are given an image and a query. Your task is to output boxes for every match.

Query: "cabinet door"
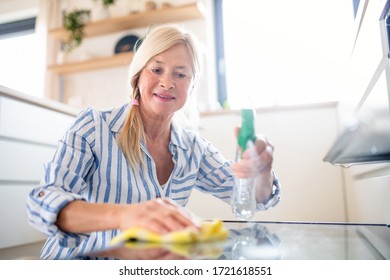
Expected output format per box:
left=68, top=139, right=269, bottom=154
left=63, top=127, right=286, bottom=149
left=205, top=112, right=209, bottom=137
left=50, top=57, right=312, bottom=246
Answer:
left=0, top=96, right=74, bottom=145
left=345, top=164, right=390, bottom=224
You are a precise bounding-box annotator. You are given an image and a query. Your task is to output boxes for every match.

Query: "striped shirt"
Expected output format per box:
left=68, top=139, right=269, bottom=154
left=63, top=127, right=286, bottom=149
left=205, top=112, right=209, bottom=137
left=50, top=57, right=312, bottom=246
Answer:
left=26, top=103, right=280, bottom=259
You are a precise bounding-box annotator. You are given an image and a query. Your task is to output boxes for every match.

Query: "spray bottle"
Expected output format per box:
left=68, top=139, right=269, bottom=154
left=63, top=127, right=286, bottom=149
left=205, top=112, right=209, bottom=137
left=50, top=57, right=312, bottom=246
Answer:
left=231, top=108, right=257, bottom=220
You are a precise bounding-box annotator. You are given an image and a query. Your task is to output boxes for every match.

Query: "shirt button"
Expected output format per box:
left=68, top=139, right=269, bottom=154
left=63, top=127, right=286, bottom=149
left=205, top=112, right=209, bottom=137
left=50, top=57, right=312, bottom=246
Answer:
left=38, top=191, right=45, bottom=197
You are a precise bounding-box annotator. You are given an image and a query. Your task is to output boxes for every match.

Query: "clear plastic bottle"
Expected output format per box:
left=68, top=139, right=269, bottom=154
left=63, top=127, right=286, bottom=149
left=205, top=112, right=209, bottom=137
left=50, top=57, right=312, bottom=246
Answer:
left=231, top=108, right=257, bottom=220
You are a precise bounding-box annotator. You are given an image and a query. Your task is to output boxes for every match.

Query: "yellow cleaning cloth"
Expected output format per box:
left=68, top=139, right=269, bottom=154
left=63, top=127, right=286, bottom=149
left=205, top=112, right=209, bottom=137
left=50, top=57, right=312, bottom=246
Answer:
left=110, top=219, right=229, bottom=245
left=115, top=240, right=226, bottom=259
left=109, top=219, right=229, bottom=258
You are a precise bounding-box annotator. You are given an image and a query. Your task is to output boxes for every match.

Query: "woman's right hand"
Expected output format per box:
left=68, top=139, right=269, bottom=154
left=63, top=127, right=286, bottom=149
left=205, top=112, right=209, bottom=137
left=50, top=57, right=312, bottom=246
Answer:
left=117, top=198, right=200, bottom=235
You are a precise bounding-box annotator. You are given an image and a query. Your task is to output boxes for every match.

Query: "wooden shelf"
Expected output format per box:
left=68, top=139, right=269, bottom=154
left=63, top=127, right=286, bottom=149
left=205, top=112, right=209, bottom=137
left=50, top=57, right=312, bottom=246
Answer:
left=49, top=2, right=205, bottom=41
left=48, top=52, right=134, bottom=74
left=45, top=1, right=205, bottom=100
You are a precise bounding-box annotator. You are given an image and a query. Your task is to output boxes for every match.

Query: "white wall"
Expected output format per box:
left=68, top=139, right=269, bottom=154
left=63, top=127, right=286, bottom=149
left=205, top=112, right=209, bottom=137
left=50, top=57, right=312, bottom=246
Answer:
left=0, top=0, right=39, bottom=23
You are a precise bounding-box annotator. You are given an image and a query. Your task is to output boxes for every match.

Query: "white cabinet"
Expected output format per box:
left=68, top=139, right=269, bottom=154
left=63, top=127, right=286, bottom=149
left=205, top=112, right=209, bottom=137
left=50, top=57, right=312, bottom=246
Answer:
left=0, top=88, right=76, bottom=252
left=0, top=97, right=74, bottom=145
left=345, top=165, right=390, bottom=224
left=324, top=0, right=390, bottom=224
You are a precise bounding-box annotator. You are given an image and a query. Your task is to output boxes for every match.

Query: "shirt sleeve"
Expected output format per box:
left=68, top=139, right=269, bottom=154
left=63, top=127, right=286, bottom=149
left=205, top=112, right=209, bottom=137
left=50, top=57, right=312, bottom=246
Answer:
left=194, top=138, right=235, bottom=204
left=26, top=109, right=95, bottom=248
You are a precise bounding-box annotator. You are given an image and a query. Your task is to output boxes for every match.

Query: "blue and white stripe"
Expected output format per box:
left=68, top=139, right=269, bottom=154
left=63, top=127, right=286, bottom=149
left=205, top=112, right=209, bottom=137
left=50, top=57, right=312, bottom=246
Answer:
left=26, top=103, right=246, bottom=259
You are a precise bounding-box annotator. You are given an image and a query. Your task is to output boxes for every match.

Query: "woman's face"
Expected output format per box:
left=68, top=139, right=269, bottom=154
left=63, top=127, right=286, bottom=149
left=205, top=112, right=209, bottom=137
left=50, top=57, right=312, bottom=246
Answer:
left=138, top=43, right=193, bottom=118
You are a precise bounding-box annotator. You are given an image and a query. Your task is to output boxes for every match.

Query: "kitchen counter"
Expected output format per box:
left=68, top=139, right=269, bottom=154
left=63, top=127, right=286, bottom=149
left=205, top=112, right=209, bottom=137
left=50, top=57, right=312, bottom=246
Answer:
left=0, top=85, right=78, bottom=117
left=83, top=220, right=390, bottom=260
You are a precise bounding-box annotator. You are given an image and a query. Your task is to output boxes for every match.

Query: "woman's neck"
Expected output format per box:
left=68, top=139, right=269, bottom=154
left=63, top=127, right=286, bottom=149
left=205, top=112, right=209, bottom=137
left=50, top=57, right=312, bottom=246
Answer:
left=140, top=111, right=172, bottom=143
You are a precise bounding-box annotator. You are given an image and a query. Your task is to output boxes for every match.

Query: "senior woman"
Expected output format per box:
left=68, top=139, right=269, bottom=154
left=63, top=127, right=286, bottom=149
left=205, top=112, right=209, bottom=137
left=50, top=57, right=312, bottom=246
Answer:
left=26, top=24, right=280, bottom=259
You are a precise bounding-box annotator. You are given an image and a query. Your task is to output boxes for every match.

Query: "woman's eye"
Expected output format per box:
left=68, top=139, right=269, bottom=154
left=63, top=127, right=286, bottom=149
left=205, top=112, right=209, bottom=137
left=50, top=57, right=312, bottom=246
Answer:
left=151, top=68, right=162, bottom=74
left=175, top=73, right=187, bottom=79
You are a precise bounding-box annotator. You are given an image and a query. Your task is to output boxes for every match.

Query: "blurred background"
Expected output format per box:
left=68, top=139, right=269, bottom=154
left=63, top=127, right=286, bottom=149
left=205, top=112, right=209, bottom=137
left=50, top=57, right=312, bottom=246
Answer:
left=0, top=0, right=389, bottom=258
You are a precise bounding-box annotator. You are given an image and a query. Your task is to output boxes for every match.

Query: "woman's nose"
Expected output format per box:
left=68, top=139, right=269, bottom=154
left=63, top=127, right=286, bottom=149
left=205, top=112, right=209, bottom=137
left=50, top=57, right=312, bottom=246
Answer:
left=159, top=73, right=174, bottom=89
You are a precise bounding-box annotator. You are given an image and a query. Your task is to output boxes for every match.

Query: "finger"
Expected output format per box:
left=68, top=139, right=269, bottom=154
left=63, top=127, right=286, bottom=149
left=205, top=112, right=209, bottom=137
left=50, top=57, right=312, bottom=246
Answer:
left=234, top=126, right=240, bottom=139
left=231, top=162, right=255, bottom=178
left=232, top=146, right=273, bottom=178
left=152, top=200, right=198, bottom=231
left=244, top=138, right=274, bottom=166
left=257, top=145, right=274, bottom=168
left=137, top=219, right=170, bottom=235
left=241, top=141, right=258, bottom=160
left=253, top=135, right=268, bottom=154
left=232, top=167, right=255, bottom=178
left=130, top=201, right=181, bottom=234
left=154, top=211, right=191, bottom=232
left=160, top=198, right=201, bottom=226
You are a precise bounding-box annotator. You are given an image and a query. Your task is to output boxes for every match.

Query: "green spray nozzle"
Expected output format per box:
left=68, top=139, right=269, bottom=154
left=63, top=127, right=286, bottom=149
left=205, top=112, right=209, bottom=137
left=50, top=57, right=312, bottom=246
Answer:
left=238, top=108, right=256, bottom=151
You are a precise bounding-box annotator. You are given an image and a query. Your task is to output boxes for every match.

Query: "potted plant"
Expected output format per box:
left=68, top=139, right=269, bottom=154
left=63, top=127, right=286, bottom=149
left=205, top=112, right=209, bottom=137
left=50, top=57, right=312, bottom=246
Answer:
left=91, top=0, right=117, bottom=21
left=63, top=9, right=91, bottom=52
left=94, top=0, right=117, bottom=9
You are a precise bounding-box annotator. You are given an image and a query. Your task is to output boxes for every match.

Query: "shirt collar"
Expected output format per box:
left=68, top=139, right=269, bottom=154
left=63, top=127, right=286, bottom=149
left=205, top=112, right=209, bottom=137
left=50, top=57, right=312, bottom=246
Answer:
left=170, top=121, right=189, bottom=151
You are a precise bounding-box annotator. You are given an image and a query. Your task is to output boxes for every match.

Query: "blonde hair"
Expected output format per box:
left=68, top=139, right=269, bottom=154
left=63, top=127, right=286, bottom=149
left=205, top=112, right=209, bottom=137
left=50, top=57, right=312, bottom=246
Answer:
left=118, top=24, right=202, bottom=168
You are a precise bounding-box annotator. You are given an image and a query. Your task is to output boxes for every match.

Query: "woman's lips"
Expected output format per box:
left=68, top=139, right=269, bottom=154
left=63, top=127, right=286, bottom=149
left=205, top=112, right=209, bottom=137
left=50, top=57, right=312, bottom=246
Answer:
left=154, top=93, right=175, bottom=101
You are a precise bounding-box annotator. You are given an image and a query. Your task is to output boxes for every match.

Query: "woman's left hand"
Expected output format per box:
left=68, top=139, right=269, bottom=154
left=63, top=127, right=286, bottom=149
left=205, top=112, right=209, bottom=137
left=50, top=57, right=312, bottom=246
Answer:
left=231, top=127, right=274, bottom=202
left=231, top=127, right=274, bottom=178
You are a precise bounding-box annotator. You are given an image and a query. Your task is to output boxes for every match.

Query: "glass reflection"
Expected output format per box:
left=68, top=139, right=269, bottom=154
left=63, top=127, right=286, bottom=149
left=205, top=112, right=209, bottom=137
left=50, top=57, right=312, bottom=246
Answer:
left=87, top=240, right=227, bottom=260
left=84, top=223, right=281, bottom=260
left=223, top=223, right=282, bottom=260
